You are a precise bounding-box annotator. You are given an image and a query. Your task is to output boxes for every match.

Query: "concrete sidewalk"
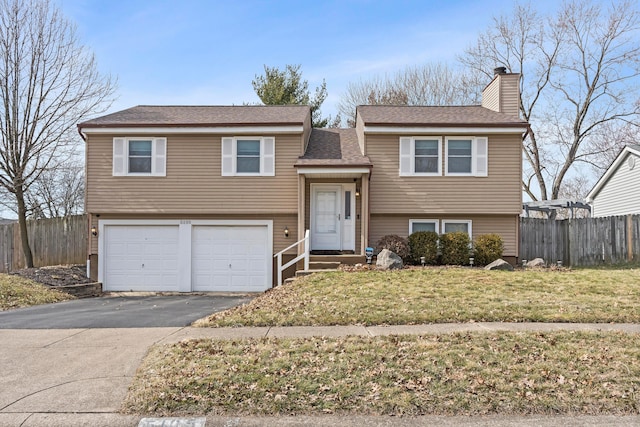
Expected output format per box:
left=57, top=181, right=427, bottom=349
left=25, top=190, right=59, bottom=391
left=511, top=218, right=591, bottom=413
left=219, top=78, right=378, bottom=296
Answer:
left=1, top=323, right=639, bottom=427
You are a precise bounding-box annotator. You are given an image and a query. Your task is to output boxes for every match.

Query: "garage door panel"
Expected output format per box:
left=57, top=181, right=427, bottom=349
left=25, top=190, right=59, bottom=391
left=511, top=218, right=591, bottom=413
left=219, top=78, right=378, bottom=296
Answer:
left=192, top=225, right=269, bottom=292
left=104, top=225, right=180, bottom=292
left=104, top=222, right=270, bottom=293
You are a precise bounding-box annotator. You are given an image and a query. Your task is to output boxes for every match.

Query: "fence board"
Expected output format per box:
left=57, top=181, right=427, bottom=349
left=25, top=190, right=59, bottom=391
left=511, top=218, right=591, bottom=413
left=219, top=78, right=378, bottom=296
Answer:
left=520, top=214, right=640, bottom=267
left=0, top=214, right=87, bottom=273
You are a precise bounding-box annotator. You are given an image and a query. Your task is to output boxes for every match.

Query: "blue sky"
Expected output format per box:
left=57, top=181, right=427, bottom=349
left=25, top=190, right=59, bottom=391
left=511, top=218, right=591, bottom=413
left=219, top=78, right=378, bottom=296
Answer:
left=58, top=0, right=558, bottom=118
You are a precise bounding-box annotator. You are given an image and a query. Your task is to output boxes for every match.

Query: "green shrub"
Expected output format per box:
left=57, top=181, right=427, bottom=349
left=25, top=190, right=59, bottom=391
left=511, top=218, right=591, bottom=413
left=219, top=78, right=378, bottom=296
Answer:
left=375, top=235, right=410, bottom=260
left=440, top=232, right=471, bottom=265
left=408, top=231, right=439, bottom=265
left=473, top=234, right=504, bottom=266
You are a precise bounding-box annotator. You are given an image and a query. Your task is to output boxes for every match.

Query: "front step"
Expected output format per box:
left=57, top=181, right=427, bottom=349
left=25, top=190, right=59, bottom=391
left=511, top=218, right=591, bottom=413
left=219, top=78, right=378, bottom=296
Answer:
left=309, top=261, right=341, bottom=270
left=283, top=255, right=367, bottom=285
left=295, top=269, right=338, bottom=277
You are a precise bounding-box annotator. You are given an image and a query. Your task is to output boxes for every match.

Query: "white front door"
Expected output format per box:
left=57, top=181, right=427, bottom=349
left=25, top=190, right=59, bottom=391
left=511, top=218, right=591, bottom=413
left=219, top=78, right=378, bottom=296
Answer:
left=310, top=184, right=356, bottom=251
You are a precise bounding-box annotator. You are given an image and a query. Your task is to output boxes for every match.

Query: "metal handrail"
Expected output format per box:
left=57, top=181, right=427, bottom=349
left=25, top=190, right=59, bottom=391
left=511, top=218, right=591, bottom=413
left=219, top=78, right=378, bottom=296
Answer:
left=274, top=229, right=309, bottom=286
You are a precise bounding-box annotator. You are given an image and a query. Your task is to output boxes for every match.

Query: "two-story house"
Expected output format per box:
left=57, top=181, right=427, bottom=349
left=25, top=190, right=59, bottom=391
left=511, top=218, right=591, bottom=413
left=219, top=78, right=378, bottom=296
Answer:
left=78, top=68, right=528, bottom=293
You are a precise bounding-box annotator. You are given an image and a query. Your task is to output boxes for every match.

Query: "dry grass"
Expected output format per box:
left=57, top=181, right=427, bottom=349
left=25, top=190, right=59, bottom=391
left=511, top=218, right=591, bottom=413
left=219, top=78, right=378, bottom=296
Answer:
left=124, top=331, right=640, bottom=416
left=0, top=273, right=73, bottom=310
left=196, top=267, right=640, bottom=327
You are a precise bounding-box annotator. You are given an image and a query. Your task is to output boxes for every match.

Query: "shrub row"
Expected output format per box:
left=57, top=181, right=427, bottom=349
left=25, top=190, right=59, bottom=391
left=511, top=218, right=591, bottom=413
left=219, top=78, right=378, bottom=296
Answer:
left=376, top=232, right=503, bottom=266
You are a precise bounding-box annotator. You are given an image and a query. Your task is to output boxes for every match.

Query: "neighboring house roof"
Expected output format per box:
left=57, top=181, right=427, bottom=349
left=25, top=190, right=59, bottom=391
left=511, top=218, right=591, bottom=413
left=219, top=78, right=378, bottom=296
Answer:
left=356, top=105, right=529, bottom=127
left=78, top=105, right=311, bottom=128
left=295, top=129, right=372, bottom=167
left=587, top=144, right=640, bottom=202
left=0, top=217, right=16, bottom=225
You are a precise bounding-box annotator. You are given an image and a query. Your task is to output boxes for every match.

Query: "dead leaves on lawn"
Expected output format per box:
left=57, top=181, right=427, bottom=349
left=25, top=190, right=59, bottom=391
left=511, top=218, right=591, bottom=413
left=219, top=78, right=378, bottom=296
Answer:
left=124, top=331, right=640, bottom=416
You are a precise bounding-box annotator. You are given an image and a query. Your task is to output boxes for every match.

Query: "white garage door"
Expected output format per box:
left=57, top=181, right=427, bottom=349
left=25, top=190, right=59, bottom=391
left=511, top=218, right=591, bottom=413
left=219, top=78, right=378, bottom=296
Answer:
left=192, top=225, right=269, bottom=292
left=104, top=225, right=180, bottom=292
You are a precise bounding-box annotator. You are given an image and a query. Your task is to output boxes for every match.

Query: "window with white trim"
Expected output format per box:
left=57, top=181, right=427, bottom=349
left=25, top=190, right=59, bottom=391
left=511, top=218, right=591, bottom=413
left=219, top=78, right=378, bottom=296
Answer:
left=409, top=219, right=439, bottom=234
left=399, top=137, right=442, bottom=176
left=442, top=220, right=472, bottom=237
left=112, top=137, right=166, bottom=176
left=222, top=136, right=275, bottom=176
left=445, top=137, right=488, bottom=176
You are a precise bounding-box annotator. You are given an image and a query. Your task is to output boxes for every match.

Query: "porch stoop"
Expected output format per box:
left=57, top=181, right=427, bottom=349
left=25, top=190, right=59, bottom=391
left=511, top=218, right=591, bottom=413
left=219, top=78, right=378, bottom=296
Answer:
left=283, top=254, right=367, bottom=284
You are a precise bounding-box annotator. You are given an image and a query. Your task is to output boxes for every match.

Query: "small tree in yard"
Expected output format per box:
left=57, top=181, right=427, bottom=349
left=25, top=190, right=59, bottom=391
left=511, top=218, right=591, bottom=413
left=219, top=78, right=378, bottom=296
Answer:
left=0, top=0, right=115, bottom=267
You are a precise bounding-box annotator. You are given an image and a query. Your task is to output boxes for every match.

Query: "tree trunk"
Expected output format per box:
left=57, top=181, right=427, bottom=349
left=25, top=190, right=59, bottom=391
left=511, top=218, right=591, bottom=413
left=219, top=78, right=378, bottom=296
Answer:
left=15, top=188, right=34, bottom=268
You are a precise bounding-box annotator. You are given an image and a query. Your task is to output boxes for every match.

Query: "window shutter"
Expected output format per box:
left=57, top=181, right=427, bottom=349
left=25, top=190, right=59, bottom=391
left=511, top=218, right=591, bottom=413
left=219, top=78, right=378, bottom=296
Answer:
left=112, top=138, right=126, bottom=176
left=474, top=137, right=488, bottom=177
left=262, top=137, right=275, bottom=176
left=153, top=138, right=167, bottom=176
left=399, top=137, right=412, bottom=176
left=221, top=137, right=234, bottom=176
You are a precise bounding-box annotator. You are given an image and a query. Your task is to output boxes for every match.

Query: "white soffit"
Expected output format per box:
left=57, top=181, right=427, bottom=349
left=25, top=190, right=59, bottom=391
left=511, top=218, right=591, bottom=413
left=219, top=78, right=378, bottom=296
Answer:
left=81, top=125, right=304, bottom=135
left=363, top=126, right=528, bottom=134
left=297, top=167, right=370, bottom=179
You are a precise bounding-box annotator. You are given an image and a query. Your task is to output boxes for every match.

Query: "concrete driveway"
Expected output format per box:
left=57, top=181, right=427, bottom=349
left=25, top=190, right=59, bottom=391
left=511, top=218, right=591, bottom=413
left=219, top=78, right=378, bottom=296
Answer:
left=0, top=294, right=254, bottom=329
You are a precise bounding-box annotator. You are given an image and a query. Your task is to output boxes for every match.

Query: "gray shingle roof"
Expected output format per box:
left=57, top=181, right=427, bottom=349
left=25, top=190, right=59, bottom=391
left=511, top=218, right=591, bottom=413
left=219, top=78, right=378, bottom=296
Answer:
left=79, top=105, right=311, bottom=128
left=357, top=105, right=528, bottom=127
left=295, top=129, right=372, bottom=167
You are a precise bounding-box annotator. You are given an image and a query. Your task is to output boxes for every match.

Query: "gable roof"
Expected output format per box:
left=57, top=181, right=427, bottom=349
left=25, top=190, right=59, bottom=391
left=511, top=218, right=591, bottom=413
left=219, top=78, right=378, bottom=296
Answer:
left=295, top=128, right=372, bottom=167
left=356, top=105, right=528, bottom=127
left=586, top=144, right=640, bottom=202
left=78, top=105, right=311, bottom=128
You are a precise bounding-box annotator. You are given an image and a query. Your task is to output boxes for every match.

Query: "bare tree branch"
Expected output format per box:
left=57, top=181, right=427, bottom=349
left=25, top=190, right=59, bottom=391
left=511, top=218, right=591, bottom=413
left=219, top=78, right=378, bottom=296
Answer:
left=0, top=0, right=115, bottom=267
left=460, top=0, right=640, bottom=202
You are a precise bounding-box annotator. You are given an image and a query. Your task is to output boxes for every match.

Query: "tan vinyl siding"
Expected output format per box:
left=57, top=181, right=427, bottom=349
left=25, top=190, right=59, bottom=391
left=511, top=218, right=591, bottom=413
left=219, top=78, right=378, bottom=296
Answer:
left=500, top=74, right=520, bottom=118
left=356, top=114, right=365, bottom=155
left=302, top=113, right=312, bottom=153
left=91, top=213, right=297, bottom=254
left=481, top=78, right=500, bottom=112
left=367, top=134, right=522, bottom=215
left=482, top=74, right=520, bottom=118
left=591, top=153, right=640, bottom=217
left=86, top=133, right=301, bottom=214
left=369, top=214, right=519, bottom=256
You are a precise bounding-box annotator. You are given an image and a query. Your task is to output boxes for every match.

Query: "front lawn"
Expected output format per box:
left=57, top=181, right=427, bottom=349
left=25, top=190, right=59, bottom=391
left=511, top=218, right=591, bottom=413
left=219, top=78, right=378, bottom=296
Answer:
left=124, top=331, right=640, bottom=416
left=196, top=267, right=640, bottom=326
left=0, top=273, right=74, bottom=310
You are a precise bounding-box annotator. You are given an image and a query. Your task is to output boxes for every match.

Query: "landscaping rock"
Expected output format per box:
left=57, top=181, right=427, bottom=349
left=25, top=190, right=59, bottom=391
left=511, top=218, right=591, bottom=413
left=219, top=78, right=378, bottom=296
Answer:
left=526, top=258, right=546, bottom=268
left=376, top=249, right=403, bottom=270
left=484, top=258, right=514, bottom=271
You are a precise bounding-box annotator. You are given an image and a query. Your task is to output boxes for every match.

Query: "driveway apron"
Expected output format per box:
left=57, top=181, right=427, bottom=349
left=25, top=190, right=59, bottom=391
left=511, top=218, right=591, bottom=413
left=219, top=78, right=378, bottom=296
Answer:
left=0, top=294, right=253, bottom=329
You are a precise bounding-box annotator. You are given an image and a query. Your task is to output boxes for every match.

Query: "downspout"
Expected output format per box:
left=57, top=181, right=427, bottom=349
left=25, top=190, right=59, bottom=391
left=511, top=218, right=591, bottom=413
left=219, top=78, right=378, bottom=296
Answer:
left=77, top=125, right=91, bottom=278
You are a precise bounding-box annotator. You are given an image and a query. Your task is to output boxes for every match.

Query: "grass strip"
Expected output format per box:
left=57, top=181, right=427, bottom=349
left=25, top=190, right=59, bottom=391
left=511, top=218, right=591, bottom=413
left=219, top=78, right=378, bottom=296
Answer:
left=0, top=273, right=73, bottom=310
left=196, top=268, right=640, bottom=326
left=124, top=331, right=640, bottom=416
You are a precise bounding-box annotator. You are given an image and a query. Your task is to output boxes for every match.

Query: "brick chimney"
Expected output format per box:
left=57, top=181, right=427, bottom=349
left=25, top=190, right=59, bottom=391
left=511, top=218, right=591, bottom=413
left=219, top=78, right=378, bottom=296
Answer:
left=481, top=67, right=521, bottom=118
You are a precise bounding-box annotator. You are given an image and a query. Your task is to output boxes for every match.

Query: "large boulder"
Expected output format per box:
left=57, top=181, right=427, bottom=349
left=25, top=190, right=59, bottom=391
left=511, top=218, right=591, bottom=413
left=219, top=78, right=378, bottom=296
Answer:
left=484, top=258, right=514, bottom=271
left=376, top=249, right=403, bottom=270
left=526, top=258, right=545, bottom=268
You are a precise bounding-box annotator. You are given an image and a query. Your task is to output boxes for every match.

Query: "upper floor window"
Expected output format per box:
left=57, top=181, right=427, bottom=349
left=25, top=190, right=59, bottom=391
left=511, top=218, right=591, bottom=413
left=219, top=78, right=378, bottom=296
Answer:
left=399, top=137, right=442, bottom=176
left=112, top=137, right=166, bottom=176
left=222, top=137, right=275, bottom=176
left=445, top=137, right=488, bottom=176
left=128, top=140, right=152, bottom=173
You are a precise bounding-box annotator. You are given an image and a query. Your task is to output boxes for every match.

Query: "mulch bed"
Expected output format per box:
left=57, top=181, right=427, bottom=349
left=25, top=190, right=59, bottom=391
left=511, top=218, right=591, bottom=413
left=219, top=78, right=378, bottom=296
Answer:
left=10, top=264, right=93, bottom=287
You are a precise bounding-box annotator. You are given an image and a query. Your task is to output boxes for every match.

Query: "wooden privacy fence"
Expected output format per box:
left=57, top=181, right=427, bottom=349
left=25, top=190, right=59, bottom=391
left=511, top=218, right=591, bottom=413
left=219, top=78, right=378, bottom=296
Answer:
left=520, top=214, right=640, bottom=267
left=0, top=214, right=87, bottom=273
